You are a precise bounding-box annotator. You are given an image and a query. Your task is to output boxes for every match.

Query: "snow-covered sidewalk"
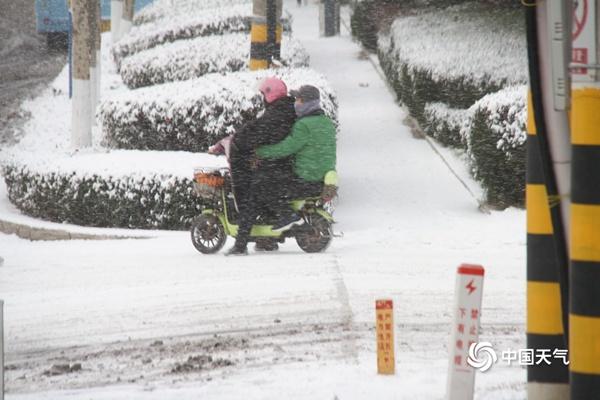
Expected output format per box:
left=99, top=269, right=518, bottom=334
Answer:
left=1, top=1, right=526, bottom=398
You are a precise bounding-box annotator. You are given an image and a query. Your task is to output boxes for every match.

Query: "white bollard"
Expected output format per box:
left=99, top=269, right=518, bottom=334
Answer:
left=446, top=264, right=486, bottom=400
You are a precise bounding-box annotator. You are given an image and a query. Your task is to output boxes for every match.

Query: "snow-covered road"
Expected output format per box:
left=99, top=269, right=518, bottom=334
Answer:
left=0, top=0, right=67, bottom=145
left=0, top=1, right=527, bottom=398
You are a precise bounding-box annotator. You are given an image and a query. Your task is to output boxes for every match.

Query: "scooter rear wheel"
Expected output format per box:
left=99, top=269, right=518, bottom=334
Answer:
left=191, top=214, right=227, bottom=254
left=296, top=214, right=332, bottom=253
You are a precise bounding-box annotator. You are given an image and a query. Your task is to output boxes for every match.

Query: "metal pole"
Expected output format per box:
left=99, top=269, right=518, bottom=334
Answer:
left=249, top=0, right=281, bottom=70
left=525, top=3, right=570, bottom=398
left=323, top=0, right=338, bottom=36
left=569, top=2, right=600, bottom=397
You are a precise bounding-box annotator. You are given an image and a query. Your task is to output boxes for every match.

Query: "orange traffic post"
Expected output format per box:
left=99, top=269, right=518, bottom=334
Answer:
left=376, top=299, right=395, bottom=375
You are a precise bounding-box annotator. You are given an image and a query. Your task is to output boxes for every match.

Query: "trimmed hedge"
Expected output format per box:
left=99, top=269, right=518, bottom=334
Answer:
left=350, top=0, right=522, bottom=51
left=113, top=4, right=251, bottom=67
left=115, top=4, right=293, bottom=68
left=100, top=68, right=338, bottom=152
left=379, top=35, right=509, bottom=124
left=377, top=3, right=525, bottom=122
left=464, top=86, right=527, bottom=208
left=350, top=0, right=399, bottom=51
left=419, top=89, right=527, bottom=208
left=422, top=102, right=467, bottom=148
left=119, top=33, right=309, bottom=89
left=134, top=0, right=251, bottom=26
left=2, top=164, right=200, bottom=230
left=376, top=2, right=527, bottom=208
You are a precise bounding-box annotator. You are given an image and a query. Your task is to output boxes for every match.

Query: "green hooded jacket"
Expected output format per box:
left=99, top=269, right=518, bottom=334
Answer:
left=257, top=113, right=336, bottom=182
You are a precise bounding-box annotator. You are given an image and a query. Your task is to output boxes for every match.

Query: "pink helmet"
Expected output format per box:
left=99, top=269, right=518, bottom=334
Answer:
left=259, top=77, right=288, bottom=104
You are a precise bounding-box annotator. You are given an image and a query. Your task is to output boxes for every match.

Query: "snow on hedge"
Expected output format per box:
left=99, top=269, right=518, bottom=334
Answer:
left=113, top=3, right=252, bottom=66
left=100, top=67, right=338, bottom=152
left=421, top=86, right=527, bottom=207
left=463, top=85, right=527, bottom=207
left=120, top=33, right=309, bottom=89
left=134, top=0, right=251, bottom=25
left=376, top=2, right=527, bottom=207
left=422, top=102, right=469, bottom=148
left=2, top=151, right=227, bottom=230
left=0, top=65, right=227, bottom=230
left=379, top=2, right=527, bottom=87
left=466, top=85, right=527, bottom=152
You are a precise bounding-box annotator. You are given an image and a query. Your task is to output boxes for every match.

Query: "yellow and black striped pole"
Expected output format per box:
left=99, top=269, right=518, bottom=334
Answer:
left=524, top=0, right=575, bottom=395
left=526, top=92, right=570, bottom=399
left=569, top=86, right=600, bottom=399
left=249, top=0, right=282, bottom=70
left=525, top=2, right=571, bottom=396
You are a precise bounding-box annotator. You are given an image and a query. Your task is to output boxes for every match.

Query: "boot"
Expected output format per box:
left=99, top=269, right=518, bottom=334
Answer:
left=254, top=239, right=279, bottom=252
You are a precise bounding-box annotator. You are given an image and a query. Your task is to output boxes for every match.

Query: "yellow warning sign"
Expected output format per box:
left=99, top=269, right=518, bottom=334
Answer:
left=376, top=299, right=395, bottom=375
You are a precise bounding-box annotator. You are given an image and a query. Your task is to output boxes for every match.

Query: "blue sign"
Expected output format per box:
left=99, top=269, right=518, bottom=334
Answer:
left=36, top=0, right=154, bottom=34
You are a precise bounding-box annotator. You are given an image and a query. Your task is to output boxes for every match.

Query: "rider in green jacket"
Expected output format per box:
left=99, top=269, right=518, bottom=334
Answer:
left=257, top=85, right=337, bottom=232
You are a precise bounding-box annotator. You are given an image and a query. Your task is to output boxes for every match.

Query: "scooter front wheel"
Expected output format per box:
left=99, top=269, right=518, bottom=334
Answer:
left=191, top=214, right=227, bottom=254
left=295, top=214, right=332, bottom=253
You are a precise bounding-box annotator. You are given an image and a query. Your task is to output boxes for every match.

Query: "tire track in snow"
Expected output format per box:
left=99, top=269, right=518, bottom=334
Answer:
left=5, top=321, right=364, bottom=394
left=330, top=254, right=358, bottom=363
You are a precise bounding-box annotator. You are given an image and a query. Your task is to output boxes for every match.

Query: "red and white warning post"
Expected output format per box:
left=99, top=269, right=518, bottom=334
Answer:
left=446, top=264, right=485, bottom=400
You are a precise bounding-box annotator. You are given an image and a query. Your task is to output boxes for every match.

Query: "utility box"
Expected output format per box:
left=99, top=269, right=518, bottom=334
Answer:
left=319, top=0, right=340, bottom=37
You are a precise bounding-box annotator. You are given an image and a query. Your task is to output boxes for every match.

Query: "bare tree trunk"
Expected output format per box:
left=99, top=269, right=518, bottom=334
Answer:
left=111, top=0, right=123, bottom=43
left=121, top=0, right=134, bottom=38
left=89, top=0, right=97, bottom=127
left=95, top=0, right=101, bottom=108
left=71, top=0, right=93, bottom=149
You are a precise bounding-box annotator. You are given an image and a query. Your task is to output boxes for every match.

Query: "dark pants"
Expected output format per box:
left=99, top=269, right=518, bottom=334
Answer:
left=283, top=176, right=323, bottom=200
left=233, top=175, right=322, bottom=249
left=265, top=175, right=323, bottom=224
left=233, top=174, right=282, bottom=249
left=234, top=190, right=264, bottom=249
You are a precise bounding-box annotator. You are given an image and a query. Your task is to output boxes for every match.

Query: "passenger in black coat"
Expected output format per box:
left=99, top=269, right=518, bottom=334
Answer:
left=226, top=78, right=297, bottom=255
left=229, top=96, right=296, bottom=210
